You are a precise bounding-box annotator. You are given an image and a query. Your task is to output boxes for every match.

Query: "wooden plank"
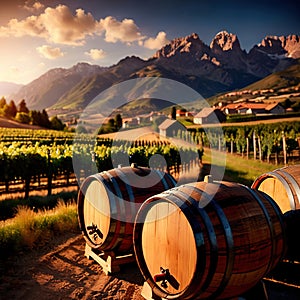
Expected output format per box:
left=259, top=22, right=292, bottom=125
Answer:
left=141, top=282, right=164, bottom=300
left=84, top=244, right=135, bottom=275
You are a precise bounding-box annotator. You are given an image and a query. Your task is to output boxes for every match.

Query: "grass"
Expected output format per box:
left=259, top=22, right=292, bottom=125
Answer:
left=0, top=200, right=79, bottom=258
left=202, top=147, right=285, bottom=186
left=0, top=191, right=78, bottom=221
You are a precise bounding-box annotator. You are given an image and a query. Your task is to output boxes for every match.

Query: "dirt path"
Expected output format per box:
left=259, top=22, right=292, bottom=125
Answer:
left=1, top=162, right=300, bottom=300
left=1, top=231, right=300, bottom=300
left=0, top=233, right=145, bottom=300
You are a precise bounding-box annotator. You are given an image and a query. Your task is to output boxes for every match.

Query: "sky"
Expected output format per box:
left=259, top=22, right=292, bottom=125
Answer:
left=0, top=0, right=299, bottom=84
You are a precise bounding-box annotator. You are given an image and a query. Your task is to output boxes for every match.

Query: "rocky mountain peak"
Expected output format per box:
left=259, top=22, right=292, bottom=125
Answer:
left=153, top=32, right=207, bottom=59
left=257, top=35, right=300, bottom=58
left=67, top=62, right=105, bottom=76
left=210, top=31, right=241, bottom=52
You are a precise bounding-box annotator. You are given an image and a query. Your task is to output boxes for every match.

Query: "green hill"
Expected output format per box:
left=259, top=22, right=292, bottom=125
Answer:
left=244, top=60, right=300, bottom=91
left=118, top=98, right=175, bottom=117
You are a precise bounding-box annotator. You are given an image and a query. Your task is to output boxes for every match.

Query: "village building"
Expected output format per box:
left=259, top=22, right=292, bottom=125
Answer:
left=158, top=118, right=185, bottom=137
left=193, top=108, right=226, bottom=125
left=176, top=109, right=193, bottom=117
left=222, top=102, right=285, bottom=115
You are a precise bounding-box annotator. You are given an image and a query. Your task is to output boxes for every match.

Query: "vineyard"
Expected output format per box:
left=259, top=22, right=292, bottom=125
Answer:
left=1, top=120, right=300, bottom=199
left=0, top=128, right=198, bottom=199
left=193, top=120, right=300, bottom=164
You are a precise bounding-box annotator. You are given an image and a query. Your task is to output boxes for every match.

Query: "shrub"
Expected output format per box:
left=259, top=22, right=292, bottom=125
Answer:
left=0, top=200, right=79, bottom=258
left=0, top=191, right=77, bottom=221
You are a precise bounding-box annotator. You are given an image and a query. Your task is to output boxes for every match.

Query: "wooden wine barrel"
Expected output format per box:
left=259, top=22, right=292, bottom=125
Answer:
left=251, top=165, right=300, bottom=213
left=133, top=181, right=286, bottom=299
left=77, top=165, right=176, bottom=254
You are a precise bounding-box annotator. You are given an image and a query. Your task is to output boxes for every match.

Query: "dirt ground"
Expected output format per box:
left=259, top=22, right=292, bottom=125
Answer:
left=0, top=232, right=145, bottom=300
left=1, top=231, right=300, bottom=300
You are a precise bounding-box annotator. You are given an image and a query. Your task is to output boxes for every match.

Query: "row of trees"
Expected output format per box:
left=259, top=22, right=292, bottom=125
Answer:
left=0, top=97, right=65, bottom=130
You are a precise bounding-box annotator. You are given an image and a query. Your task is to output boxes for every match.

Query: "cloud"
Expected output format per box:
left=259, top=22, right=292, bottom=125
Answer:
left=36, top=45, right=65, bottom=59
left=143, top=31, right=169, bottom=50
left=0, top=5, right=100, bottom=45
left=99, top=16, right=145, bottom=44
left=10, top=66, right=21, bottom=75
left=85, top=48, right=106, bottom=60
left=0, top=4, right=168, bottom=49
left=22, top=1, right=45, bottom=13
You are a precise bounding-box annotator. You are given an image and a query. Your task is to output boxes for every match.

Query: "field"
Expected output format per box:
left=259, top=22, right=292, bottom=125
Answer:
left=1, top=125, right=300, bottom=299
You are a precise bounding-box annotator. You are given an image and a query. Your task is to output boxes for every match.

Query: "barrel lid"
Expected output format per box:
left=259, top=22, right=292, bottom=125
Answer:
left=83, top=179, right=111, bottom=246
left=140, top=199, right=197, bottom=296
left=252, top=172, right=295, bottom=213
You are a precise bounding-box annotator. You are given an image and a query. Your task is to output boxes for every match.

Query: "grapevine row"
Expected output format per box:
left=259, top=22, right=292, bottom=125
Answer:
left=0, top=139, right=198, bottom=198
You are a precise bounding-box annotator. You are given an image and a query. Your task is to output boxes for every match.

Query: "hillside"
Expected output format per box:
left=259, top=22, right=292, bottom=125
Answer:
left=0, top=116, right=44, bottom=129
left=244, top=60, right=300, bottom=91
left=117, top=98, right=176, bottom=117
left=0, top=82, right=23, bottom=98
left=183, top=60, right=300, bottom=111
left=9, top=63, right=106, bottom=111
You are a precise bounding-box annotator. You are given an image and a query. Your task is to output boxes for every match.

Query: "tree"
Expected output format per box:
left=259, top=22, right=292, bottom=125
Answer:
left=41, top=109, right=51, bottom=128
left=29, top=109, right=51, bottom=128
left=50, top=116, right=65, bottom=131
left=9, top=100, right=17, bottom=117
left=0, top=97, right=6, bottom=109
left=15, top=112, right=31, bottom=124
left=107, top=118, right=115, bottom=130
left=29, top=110, right=40, bottom=125
left=115, top=114, right=122, bottom=130
left=18, top=99, right=29, bottom=113
left=3, top=100, right=17, bottom=118
left=171, top=106, right=176, bottom=120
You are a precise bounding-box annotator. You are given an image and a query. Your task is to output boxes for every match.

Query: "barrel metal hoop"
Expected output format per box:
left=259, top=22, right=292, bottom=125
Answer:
left=156, top=169, right=173, bottom=190
left=278, top=170, right=300, bottom=206
left=242, top=185, right=277, bottom=275
left=209, top=199, right=234, bottom=299
left=113, top=168, right=136, bottom=217
left=103, top=170, right=126, bottom=217
left=103, top=171, right=126, bottom=248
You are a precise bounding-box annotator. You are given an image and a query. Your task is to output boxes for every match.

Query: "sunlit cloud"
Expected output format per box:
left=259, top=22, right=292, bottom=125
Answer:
left=0, top=4, right=167, bottom=50
left=0, top=5, right=100, bottom=45
left=99, top=16, right=145, bottom=44
left=85, top=48, right=106, bottom=60
left=36, top=45, right=65, bottom=59
left=22, top=1, right=45, bottom=13
left=10, top=66, right=21, bottom=75
left=143, top=31, right=169, bottom=50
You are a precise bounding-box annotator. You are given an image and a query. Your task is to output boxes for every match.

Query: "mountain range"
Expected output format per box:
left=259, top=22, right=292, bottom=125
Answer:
left=6, top=31, right=300, bottom=117
left=0, top=82, right=23, bottom=98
